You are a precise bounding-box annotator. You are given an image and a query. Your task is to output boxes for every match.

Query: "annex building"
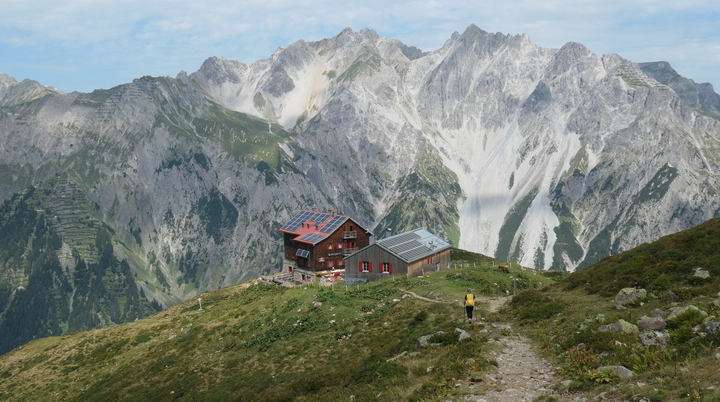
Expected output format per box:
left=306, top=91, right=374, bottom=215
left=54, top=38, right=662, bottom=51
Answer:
left=344, top=228, right=452, bottom=282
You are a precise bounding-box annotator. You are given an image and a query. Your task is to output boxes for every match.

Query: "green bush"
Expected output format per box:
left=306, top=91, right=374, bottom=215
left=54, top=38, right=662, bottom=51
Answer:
left=560, top=344, right=602, bottom=388
left=667, top=308, right=706, bottom=346
left=667, top=309, right=705, bottom=330
left=428, top=331, right=459, bottom=346
left=509, top=289, right=565, bottom=322
left=410, top=310, right=428, bottom=327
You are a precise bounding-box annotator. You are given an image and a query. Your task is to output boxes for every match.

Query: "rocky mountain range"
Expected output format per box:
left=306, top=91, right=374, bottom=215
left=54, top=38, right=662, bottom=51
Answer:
left=1, top=24, right=719, bottom=327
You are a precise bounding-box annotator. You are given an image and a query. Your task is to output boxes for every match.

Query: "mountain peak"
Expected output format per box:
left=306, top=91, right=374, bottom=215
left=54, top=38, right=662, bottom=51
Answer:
left=640, top=61, right=720, bottom=116
left=194, top=56, right=248, bottom=85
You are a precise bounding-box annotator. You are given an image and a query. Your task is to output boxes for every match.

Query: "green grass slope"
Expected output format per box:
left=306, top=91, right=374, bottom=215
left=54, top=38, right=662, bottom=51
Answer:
left=0, top=250, right=557, bottom=401
left=566, top=216, right=720, bottom=297
left=504, top=217, right=720, bottom=401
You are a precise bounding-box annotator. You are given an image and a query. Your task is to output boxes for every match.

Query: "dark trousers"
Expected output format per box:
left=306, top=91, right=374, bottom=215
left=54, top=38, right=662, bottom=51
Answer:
left=466, top=305, right=474, bottom=320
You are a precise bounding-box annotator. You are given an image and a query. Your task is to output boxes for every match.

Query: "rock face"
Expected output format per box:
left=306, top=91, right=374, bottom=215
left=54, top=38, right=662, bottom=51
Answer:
left=1, top=25, right=720, bottom=311
left=639, top=61, right=720, bottom=118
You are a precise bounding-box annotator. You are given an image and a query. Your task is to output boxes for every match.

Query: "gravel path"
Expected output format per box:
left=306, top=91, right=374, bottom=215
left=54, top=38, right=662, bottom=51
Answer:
left=457, top=297, right=588, bottom=402
left=460, top=323, right=568, bottom=401
left=402, top=293, right=588, bottom=401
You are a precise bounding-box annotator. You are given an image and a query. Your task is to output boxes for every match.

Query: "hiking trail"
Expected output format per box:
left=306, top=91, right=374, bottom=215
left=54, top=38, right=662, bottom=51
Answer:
left=458, top=296, right=588, bottom=402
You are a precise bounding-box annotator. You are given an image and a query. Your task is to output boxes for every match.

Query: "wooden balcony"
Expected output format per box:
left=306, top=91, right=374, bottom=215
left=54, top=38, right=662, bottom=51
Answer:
left=342, top=230, right=357, bottom=239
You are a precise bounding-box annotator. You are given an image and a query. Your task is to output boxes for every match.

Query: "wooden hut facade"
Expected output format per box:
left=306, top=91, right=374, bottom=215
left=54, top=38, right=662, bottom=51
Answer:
left=279, top=209, right=373, bottom=280
left=344, top=228, right=452, bottom=282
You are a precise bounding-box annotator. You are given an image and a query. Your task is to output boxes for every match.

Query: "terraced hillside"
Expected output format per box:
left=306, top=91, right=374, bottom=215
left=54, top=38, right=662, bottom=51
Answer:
left=0, top=177, right=160, bottom=354
left=46, top=176, right=101, bottom=264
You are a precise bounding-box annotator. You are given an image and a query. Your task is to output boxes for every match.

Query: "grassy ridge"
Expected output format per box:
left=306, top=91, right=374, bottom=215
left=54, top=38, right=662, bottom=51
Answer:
left=565, top=217, right=720, bottom=297
left=3, top=217, right=720, bottom=401
left=0, top=250, right=557, bottom=401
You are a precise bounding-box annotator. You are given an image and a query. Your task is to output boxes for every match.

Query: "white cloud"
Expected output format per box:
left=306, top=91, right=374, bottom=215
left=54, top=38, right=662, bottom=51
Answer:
left=1, top=0, right=719, bottom=92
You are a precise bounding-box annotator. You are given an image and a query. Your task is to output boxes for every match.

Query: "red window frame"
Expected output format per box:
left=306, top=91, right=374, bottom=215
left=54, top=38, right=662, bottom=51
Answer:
left=359, top=261, right=372, bottom=272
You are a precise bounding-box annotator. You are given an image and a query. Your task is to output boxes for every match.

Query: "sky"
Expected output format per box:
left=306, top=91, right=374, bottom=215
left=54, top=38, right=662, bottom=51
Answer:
left=1, top=0, right=719, bottom=94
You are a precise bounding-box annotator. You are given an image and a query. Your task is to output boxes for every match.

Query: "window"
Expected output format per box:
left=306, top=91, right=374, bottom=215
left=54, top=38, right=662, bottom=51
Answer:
left=327, top=260, right=333, bottom=268
left=380, top=262, right=393, bottom=274
left=359, top=261, right=371, bottom=272
left=427, top=256, right=433, bottom=264
left=328, top=243, right=333, bottom=250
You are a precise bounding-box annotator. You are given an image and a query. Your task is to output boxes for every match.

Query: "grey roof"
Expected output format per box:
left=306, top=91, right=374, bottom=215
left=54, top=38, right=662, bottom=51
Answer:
left=374, top=228, right=452, bottom=263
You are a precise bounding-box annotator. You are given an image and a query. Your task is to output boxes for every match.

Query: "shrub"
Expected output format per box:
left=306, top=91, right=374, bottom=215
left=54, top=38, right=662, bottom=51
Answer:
left=667, top=308, right=706, bottom=346
left=409, top=310, right=429, bottom=328
left=560, top=344, right=601, bottom=388
left=509, top=289, right=565, bottom=322
left=667, top=309, right=705, bottom=330
left=427, top=331, right=459, bottom=346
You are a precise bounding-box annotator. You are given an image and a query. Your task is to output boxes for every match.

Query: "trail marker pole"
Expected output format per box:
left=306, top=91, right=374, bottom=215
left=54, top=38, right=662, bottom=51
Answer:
left=198, top=298, right=203, bottom=311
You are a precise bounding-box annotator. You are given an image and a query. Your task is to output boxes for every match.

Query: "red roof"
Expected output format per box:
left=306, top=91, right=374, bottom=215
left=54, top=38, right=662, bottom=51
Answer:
left=279, top=210, right=350, bottom=245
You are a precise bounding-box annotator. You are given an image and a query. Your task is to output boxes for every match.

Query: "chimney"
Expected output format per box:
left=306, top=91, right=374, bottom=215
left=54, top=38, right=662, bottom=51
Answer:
left=327, top=206, right=336, bottom=215
left=312, top=205, right=317, bottom=212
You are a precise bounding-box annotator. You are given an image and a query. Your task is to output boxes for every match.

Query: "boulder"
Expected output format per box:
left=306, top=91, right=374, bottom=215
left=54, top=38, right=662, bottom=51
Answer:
left=455, top=328, right=471, bottom=341
left=598, top=319, right=639, bottom=335
left=694, top=268, right=710, bottom=279
left=637, top=316, right=667, bottom=331
left=667, top=290, right=682, bottom=302
left=651, top=308, right=667, bottom=318
left=710, top=299, right=720, bottom=309
left=488, top=328, right=503, bottom=339
left=614, top=288, right=647, bottom=309
left=417, top=331, right=444, bottom=350
left=598, top=365, right=634, bottom=378
left=640, top=330, right=670, bottom=347
left=705, top=321, right=720, bottom=336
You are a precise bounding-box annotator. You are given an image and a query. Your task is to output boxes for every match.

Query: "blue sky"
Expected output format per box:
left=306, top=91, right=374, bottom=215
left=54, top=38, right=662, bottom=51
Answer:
left=1, top=0, right=719, bottom=94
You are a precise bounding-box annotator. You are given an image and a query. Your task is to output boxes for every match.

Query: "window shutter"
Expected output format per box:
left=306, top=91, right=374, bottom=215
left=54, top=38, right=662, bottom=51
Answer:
left=369, top=262, right=372, bottom=272
left=358, top=261, right=362, bottom=272
left=389, top=263, right=393, bottom=274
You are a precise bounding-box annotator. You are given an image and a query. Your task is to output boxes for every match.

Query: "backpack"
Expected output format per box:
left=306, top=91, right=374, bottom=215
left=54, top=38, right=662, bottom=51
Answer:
left=465, top=293, right=474, bottom=306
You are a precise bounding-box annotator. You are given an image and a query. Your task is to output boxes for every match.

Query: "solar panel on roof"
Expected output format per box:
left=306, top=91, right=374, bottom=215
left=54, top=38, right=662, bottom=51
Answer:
left=388, top=239, right=423, bottom=254
left=400, top=246, right=431, bottom=261
left=321, top=215, right=346, bottom=233
left=380, top=231, right=421, bottom=248
left=281, top=210, right=332, bottom=232
left=281, top=210, right=311, bottom=231
left=299, top=233, right=325, bottom=243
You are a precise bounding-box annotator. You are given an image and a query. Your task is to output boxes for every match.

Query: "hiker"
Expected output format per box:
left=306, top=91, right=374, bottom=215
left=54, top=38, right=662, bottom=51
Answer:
left=464, top=288, right=475, bottom=322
